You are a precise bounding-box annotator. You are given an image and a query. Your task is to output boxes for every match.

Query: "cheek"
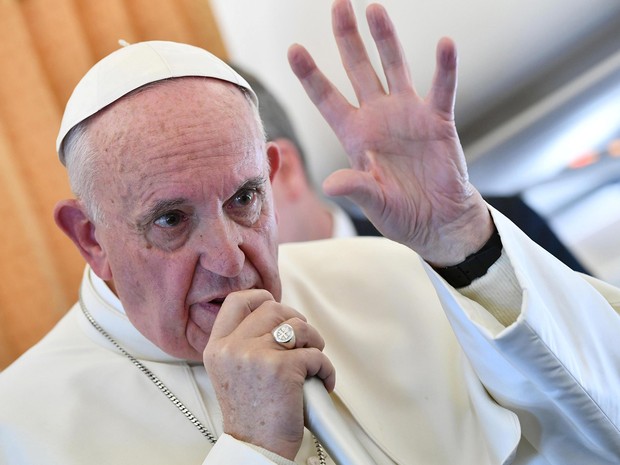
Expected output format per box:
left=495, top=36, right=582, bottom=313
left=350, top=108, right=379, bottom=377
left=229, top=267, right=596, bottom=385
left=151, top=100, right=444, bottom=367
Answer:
left=108, top=243, right=196, bottom=324
left=247, top=223, right=281, bottom=299
left=115, top=253, right=199, bottom=358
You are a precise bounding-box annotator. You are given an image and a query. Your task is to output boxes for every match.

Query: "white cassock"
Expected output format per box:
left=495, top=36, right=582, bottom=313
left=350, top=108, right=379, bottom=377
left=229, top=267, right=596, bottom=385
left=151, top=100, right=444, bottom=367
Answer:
left=0, top=208, right=618, bottom=464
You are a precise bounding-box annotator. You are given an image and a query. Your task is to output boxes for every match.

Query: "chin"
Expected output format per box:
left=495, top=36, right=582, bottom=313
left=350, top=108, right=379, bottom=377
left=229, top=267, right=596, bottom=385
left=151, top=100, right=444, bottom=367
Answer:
left=184, top=334, right=210, bottom=361
left=149, top=328, right=206, bottom=362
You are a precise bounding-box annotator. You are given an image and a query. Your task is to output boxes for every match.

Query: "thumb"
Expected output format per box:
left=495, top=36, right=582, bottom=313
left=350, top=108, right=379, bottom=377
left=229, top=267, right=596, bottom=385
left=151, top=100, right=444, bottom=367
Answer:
left=323, top=169, right=380, bottom=213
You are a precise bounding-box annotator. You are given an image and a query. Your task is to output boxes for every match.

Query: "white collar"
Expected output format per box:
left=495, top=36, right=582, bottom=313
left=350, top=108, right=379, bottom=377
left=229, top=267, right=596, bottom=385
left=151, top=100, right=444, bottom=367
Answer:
left=328, top=203, right=358, bottom=239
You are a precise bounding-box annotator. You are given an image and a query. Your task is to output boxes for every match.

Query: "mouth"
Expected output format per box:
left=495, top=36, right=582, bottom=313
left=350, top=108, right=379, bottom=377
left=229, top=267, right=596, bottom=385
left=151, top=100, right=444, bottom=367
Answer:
left=201, top=296, right=225, bottom=313
left=196, top=287, right=256, bottom=313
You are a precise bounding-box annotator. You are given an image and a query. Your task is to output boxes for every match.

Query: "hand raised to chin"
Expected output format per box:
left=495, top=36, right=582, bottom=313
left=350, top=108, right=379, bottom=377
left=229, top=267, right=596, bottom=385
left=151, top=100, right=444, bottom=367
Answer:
left=203, top=289, right=335, bottom=460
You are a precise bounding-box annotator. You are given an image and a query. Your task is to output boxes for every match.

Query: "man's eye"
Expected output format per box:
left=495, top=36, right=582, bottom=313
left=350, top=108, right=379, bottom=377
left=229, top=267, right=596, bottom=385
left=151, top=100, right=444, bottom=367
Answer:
left=224, top=188, right=264, bottom=226
left=227, top=189, right=259, bottom=210
left=154, top=211, right=185, bottom=228
left=233, top=190, right=256, bottom=207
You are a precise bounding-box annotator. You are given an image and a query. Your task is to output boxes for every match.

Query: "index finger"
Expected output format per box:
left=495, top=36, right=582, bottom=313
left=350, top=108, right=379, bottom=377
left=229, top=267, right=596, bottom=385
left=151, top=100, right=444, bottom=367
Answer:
left=288, top=43, right=353, bottom=134
left=209, top=289, right=275, bottom=340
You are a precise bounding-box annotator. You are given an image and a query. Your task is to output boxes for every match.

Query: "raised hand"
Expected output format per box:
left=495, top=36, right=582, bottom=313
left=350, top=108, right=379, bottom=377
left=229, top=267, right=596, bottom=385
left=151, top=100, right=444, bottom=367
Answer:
left=203, top=289, right=335, bottom=460
left=288, top=0, right=493, bottom=265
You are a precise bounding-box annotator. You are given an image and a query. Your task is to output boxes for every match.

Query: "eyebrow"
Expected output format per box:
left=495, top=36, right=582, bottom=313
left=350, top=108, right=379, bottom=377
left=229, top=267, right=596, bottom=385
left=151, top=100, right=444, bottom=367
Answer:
left=136, top=198, right=188, bottom=232
left=234, top=176, right=268, bottom=196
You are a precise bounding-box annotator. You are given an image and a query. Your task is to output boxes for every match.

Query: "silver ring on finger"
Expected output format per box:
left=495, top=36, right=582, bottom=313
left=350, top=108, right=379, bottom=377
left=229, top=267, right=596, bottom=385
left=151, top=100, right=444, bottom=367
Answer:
left=272, top=323, right=296, bottom=349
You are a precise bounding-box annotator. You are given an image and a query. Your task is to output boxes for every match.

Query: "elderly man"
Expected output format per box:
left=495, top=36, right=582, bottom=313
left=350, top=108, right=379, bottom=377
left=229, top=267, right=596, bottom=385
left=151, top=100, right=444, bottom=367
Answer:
left=0, top=1, right=618, bottom=464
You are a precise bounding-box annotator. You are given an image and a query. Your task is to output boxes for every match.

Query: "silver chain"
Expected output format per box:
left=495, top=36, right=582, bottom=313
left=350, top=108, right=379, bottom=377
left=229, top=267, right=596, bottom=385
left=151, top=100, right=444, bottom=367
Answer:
left=78, top=291, right=327, bottom=464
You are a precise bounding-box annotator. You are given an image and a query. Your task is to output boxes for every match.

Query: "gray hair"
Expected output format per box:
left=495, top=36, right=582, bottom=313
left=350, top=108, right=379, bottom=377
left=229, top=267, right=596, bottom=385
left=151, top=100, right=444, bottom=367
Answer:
left=63, top=121, right=106, bottom=224
left=62, top=78, right=265, bottom=226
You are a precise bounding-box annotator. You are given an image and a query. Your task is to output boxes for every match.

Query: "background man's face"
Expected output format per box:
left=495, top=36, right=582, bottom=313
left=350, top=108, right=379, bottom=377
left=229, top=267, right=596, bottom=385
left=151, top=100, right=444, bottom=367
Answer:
left=87, top=77, right=281, bottom=361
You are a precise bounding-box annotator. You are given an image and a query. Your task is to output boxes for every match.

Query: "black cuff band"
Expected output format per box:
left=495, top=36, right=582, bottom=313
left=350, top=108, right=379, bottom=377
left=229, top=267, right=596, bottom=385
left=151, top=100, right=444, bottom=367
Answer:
left=432, top=225, right=503, bottom=288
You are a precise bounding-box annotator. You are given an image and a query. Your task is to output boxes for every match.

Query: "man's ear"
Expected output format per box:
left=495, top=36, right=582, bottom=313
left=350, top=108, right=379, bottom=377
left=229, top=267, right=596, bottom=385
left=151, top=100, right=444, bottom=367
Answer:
left=53, top=199, right=112, bottom=280
left=270, top=138, right=309, bottom=199
left=266, top=141, right=281, bottom=182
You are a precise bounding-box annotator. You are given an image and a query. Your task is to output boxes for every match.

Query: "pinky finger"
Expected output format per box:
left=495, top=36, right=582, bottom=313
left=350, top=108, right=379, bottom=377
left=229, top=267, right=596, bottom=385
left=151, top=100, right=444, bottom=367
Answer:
left=302, top=349, right=336, bottom=393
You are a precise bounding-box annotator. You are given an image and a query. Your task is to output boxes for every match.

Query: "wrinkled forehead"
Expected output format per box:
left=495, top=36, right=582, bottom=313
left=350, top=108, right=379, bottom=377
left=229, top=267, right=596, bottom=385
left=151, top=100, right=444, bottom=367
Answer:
left=85, top=79, right=269, bottom=219
left=95, top=76, right=258, bottom=132
left=89, top=77, right=266, bottom=171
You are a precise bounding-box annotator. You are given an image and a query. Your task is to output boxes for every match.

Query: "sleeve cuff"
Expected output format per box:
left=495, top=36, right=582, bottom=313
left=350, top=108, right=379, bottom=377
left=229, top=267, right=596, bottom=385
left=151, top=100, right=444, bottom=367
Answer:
left=458, top=250, right=523, bottom=327
left=246, top=443, right=297, bottom=465
left=432, top=223, right=502, bottom=288
left=203, top=433, right=295, bottom=465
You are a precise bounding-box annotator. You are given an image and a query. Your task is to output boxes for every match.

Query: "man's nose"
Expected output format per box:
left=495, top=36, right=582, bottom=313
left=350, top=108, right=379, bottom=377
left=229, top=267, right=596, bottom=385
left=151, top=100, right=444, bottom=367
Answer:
left=196, top=218, right=245, bottom=277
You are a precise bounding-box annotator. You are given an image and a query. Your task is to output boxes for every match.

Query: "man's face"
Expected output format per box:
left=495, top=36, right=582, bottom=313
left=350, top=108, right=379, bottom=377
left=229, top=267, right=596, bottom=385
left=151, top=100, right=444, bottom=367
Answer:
left=86, top=78, right=281, bottom=361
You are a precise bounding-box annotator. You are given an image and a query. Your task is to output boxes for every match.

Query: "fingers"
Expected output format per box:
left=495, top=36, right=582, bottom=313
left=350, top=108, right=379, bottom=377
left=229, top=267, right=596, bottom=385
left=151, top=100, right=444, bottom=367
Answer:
left=333, top=0, right=416, bottom=100
left=331, top=0, right=385, bottom=101
left=272, top=318, right=326, bottom=352
left=323, top=167, right=378, bottom=207
left=366, top=3, right=413, bottom=95
left=288, top=43, right=352, bottom=132
left=208, top=289, right=325, bottom=353
left=300, top=348, right=336, bottom=393
left=287, top=0, right=410, bottom=131
left=208, top=289, right=276, bottom=340
left=428, top=37, right=458, bottom=116
left=290, top=0, right=457, bottom=114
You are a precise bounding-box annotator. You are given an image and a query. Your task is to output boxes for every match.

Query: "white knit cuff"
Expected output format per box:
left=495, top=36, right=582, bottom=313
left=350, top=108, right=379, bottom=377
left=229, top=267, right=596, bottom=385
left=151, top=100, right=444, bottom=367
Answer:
left=458, top=250, right=523, bottom=327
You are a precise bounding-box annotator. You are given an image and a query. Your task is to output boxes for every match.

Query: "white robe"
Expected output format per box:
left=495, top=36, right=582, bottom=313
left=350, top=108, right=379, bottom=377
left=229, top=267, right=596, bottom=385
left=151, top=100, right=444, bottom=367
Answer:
left=0, top=209, right=618, bottom=464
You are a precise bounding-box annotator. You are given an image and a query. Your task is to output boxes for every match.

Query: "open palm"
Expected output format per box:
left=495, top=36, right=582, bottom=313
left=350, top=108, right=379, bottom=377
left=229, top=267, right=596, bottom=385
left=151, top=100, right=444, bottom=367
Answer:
left=289, top=0, right=491, bottom=265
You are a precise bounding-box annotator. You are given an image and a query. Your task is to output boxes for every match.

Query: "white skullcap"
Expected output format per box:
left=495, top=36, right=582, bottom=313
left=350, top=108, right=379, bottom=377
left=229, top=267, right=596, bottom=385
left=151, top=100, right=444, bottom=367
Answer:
left=56, top=40, right=257, bottom=165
